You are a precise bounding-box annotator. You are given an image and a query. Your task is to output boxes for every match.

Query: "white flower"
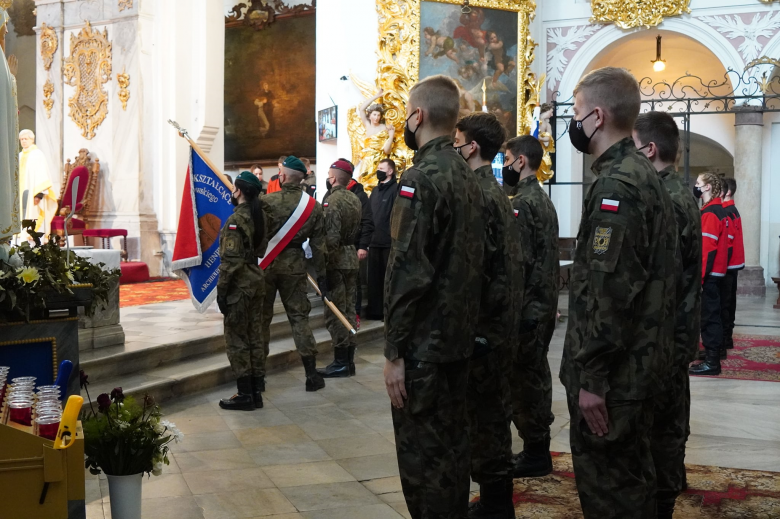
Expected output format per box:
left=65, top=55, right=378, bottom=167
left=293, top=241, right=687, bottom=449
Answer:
left=160, top=420, right=184, bottom=443
left=116, top=420, right=129, bottom=430
left=153, top=422, right=165, bottom=434
left=151, top=460, right=163, bottom=476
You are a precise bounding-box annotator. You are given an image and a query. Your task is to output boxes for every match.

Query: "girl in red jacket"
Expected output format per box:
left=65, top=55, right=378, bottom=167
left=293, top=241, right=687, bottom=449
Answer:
left=690, top=172, right=729, bottom=376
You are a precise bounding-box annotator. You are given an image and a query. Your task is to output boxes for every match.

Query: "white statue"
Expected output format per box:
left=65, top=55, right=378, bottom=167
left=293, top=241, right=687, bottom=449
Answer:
left=18, top=129, right=57, bottom=239
left=0, top=7, right=19, bottom=245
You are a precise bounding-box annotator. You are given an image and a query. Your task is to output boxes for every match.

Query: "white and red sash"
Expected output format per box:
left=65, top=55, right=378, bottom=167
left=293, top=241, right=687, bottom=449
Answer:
left=259, top=192, right=316, bottom=270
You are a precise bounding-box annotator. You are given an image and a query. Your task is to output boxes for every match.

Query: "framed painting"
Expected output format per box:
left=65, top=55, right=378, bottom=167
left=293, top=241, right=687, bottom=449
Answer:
left=419, top=1, right=521, bottom=135
left=224, top=13, right=316, bottom=165
left=318, top=106, right=338, bottom=142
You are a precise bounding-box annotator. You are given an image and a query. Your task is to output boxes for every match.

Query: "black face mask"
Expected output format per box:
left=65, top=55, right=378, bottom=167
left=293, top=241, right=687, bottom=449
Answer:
left=375, top=170, right=388, bottom=183
left=404, top=110, right=420, bottom=151
left=502, top=157, right=521, bottom=187
left=454, top=143, right=473, bottom=161
left=569, top=110, right=598, bottom=154
left=693, top=186, right=703, bottom=199
left=325, top=179, right=332, bottom=192
left=231, top=196, right=239, bottom=207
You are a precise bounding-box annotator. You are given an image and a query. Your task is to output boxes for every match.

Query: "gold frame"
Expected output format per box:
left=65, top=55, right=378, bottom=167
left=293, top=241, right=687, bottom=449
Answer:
left=590, top=0, right=691, bottom=30
left=0, top=336, right=58, bottom=382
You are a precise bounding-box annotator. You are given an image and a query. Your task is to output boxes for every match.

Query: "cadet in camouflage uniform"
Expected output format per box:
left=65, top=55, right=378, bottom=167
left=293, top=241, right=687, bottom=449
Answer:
left=217, top=171, right=267, bottom=411
left=384, top=76, right=486, bottom=519
left=559, top=68, right=677, bottom=519
left=318, top=159, right=363, bottom=378
left=259, top=156, right=328, bottom=392
left=454, top=112, right=521, bottom=518
left=634, top=111, right=702, bottom=519
left=503, top=135, right=560, bottom=478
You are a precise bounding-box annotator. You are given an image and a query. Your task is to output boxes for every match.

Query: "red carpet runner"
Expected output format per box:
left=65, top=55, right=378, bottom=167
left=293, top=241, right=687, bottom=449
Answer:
left=119, top=279, right=190, bottom=308
left=505, top=452, right=780, bottom=518
left=692, top=333, right=780, bottom=382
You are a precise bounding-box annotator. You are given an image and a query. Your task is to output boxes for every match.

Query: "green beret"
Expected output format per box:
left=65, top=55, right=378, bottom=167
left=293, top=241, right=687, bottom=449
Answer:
left=283, top=155, right=308, bottom=174
left=235, top=170, right=264, bottom=191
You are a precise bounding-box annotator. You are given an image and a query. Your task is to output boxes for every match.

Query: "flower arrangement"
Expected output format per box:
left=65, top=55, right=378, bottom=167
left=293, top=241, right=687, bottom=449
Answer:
left=0, top=221, right=120, bottom=322
left=80, top=371, right=183, bottom=477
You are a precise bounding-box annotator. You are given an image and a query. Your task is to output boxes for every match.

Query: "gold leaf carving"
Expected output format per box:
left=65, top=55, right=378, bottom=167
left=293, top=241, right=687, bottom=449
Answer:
left=590, top=0, right=691, bottom=30
left=0, top=1, right=11, bottom=10
left=118, top=0, right=133, bottom=11
left=62, top=22, right=112, bottom=140
left=40, top=23, right=58, bottom=71
left=43, top=79, right=54, bottom=118
left=354, top=0, right=538, bottom=190
left=117, top=67, right=129, bottom=110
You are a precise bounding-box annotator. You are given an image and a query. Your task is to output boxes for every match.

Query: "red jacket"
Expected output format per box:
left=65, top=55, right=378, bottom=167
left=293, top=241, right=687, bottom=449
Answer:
left=266, top=175, right=281, bottom=194
left=701, top=198, right=729, bottom=282
left=722, top=200, right=745, bottom=270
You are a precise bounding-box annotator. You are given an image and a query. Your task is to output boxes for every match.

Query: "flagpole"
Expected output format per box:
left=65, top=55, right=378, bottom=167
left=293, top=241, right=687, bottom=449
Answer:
left=307, top=274, right=357, bottom=335
left=168, top=120, right=234, bottom=190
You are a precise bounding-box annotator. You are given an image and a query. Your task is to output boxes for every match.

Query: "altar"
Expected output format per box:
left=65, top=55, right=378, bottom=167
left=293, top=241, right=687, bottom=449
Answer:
left=73, top=248, right=124, bottom=351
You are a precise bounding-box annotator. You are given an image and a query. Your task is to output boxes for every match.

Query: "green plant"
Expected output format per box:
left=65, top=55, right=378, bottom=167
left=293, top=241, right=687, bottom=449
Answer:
left=81, top=373, right=183, bottom=477
left=0, top=221, right=120, bottom=321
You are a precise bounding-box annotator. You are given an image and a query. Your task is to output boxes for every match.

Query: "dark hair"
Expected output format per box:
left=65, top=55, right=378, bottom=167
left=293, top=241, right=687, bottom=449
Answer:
left=506, top=135, right=543, bottom=172
left=250, top=164, right=263, bottom=173
left=379, top=158, right=396, bottom=174
left=409, top=75, right=460, bottom=132
left=724, top=177, right=737, bottom=196
left=634, top=111, right=680, bottom=164
left=234, top=179, right=265, bottom=248
left=455, top=112, right=507, bottom=162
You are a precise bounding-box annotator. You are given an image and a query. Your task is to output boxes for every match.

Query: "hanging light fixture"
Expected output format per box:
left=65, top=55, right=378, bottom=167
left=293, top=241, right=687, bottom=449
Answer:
left=652, top=35, right=666, bottom=72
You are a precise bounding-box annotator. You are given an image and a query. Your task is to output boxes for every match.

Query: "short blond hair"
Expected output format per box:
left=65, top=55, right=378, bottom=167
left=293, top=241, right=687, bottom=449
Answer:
left=409, top=75, right=460, bottom=132
left=19, top=129, right=35, bottom=140
left=699, top=172, right=722, bottom=199
left=574, top=67, right=641, bottom=132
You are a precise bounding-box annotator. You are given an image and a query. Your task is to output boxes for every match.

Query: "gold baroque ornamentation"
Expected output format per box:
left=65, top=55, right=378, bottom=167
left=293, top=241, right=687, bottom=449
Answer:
left=117, top=67, right=129, bottom=110
left=0, top=0, right=11, bottom=10
left=40, top=23, right=58, bottom=71
left=118, top=0, right=132, bottom=11
left=43, top=79, right=54, bottom=118
left=352, top=0, right=538, bottom=190
left=62, top=22, right=112, bottom=140
left=590, top=0, right=691, bottom=30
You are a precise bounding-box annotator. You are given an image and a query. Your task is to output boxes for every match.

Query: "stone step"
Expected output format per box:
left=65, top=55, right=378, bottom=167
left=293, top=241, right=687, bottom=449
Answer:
left=79, top=320, right=385, bottom=410
left=82, top=295, right=325, bottom=383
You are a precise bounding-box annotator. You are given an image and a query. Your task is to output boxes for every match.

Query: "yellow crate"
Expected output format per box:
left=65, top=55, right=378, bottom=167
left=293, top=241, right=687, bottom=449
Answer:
left=0, top=421, right=85, bottom=519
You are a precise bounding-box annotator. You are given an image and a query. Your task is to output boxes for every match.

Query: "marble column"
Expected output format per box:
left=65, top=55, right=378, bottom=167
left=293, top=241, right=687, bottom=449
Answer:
left=733, top=106, right=765, bottom=297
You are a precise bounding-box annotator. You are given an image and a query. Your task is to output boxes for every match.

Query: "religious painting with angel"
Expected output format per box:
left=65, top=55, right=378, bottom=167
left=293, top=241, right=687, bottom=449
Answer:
left=420, top=2, right=519, bottom=136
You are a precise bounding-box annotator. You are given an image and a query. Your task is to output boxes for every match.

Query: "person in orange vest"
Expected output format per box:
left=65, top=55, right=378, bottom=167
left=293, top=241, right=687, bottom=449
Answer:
left=721, top=177, right=744, bottom=353
left=265, top=155, right=285, bottom=194
left=690, top=172, right=729, bottom=376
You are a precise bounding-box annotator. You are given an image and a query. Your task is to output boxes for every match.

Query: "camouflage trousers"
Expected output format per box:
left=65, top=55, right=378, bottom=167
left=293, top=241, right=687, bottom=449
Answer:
left=392, top=359, right=471, bottom=519
left=512, top=316, right=556, bottom=444
left=567, top=395, right=657, bottom=519
left=324, top=268, right=358, bottom=351
left=224, top=288, right=265, bottom=379
left=651, top=367, right=691, bottom=512
left=259, top=268, right=318, bottom=376
left=467, top=347, right=513, bottom=484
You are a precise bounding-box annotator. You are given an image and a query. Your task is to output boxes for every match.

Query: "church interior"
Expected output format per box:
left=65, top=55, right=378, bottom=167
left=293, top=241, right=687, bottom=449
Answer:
left=1, top=0, right=780, bottom=518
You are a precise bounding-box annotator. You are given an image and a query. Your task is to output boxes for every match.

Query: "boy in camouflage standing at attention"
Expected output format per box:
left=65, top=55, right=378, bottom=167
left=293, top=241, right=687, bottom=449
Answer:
left=383, top=75, right=486, bottom=518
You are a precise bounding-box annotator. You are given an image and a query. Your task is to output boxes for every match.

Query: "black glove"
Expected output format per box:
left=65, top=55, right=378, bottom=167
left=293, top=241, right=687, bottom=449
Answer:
left=317, top=276, right=331, bottom=302
left=217, top=296, right=228, bottom=315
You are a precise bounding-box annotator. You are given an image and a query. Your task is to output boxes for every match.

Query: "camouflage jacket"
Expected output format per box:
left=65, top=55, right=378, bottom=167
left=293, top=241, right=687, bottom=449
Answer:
left=660, top=165, right=703, bottom=368
left=260, top=183, right=326, bottom=277
left=323, top=185, right=361, bottom=271
left=217, top=203, right=265, bottom=302
left=511, top=175, right=560, bottom=326
left=384, top=136, right=485, bottom=362
left=560, top=138, right=677, bottom=401
left=474, top=165, right=523, bottom=353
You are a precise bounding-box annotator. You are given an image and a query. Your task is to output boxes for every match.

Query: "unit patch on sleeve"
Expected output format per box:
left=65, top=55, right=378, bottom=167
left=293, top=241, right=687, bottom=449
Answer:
left=600, top=198, right=620, bottom=212
left=592, top=226, right=612, bottom=255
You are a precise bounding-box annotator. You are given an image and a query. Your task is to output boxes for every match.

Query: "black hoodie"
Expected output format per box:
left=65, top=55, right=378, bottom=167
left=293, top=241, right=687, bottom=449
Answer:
left=369, top=176, right=398, bottom=248
left=323, top=180, right=374, bottom=251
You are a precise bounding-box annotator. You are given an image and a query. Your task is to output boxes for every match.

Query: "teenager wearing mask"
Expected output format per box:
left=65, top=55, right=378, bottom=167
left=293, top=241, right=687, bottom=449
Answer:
left=365, top=159, right=399, bottom=321
left=691, top=172, right=729, bottom=376
left=720, top=178, right=744, bottom=355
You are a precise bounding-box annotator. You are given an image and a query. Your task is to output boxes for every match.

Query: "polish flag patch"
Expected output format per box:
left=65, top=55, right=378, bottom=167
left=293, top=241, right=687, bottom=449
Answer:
left=323, top=202, right=329, bottom=207
left=600, top=199, right=620, bottom=213
left=400, top=186, right=415, bottom=199
left=514, top=209, right=519, bottom=218
left=228, top=224, right=237, bottom=230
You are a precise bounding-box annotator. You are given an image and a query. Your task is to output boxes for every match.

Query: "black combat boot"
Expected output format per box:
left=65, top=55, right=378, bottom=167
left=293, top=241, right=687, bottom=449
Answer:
left=512, top=439, right=553, bottom=478
left=219, top=377, right=255, bottom=411
left=348, top=345, right=357, bottom=376
left=689, top=350, right=721, bottom=376
left=468, top=479, right=514, bottom=518
left=657, top=501, right=675, bottom=519
left=698, top=348, right=727, bottom=360
left=302, top=356, right=326, bottom=391
left=317, top=348, right=350, bottom=378
left=724, top=335, right=734, bottom=350
left=251, top=376, right=264, bottom=409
